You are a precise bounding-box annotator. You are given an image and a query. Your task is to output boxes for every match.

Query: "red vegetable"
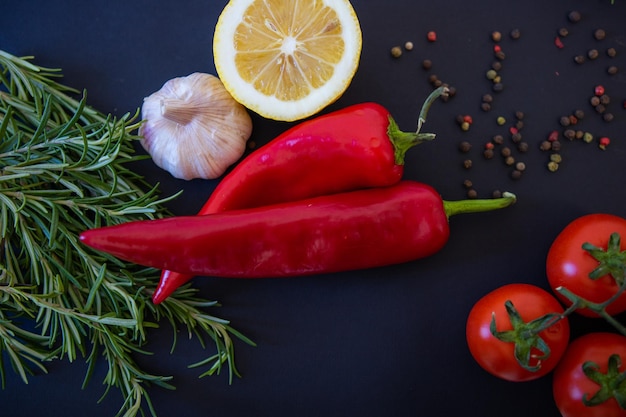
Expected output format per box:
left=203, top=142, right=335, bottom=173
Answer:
left=80, top=181, right=516, bottom=279
left=553, top=332, right=626, bottom=417
left=152, top=87, right=447, bottom=303
left=546, top=214, right=626, bottom=317
left=466, top=283, right=570, bottom=382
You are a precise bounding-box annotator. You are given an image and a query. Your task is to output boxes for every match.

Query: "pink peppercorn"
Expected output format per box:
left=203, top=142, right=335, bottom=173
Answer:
left=427, top=31, right=437, bottom=42
left=599, top=137, right=610, bottom=150
left=548, top=130, right=559, bottom=142
left=595, top=85, right=605, bottom=96
left=555, top=36, right=565, bottom=49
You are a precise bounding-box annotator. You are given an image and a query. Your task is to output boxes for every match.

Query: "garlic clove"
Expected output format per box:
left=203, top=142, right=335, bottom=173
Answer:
left=139, top=72, right=252, bottom=180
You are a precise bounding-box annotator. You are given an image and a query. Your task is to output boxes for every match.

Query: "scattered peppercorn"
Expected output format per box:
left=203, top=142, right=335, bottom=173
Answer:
left=486, top=69, right=498, bottom=80
left=564, top=129, right=576, bottom=140
left=467, top=189, right=478, bottom=199
left=517, top=142, right=529, bottom=153
left=559, top=116, right=571, bottom=127
left=482, top=94, right=494, bottom=103
left=599, top=137, right=610, bottom=150
left=463, top=179, right=473, bottom=189
left=588, top=49, right=599, bottom=60
left=551, top=141, right=562, bottom=151
left=391, top=46, right=402, bottom=58
left=496, top=116, right=506, bottom=125
left=404, top=41, right=414, bottom=51
left=515, top=111, right=524, bottom=120
left=583, top=132, right=594, bottom=143
left=494, top=51, right=506, bottom=60
left=568, top=10, right=581, bottom=23
left=590, top=96, right=601, bottom=107
left=461, top=121, right=470, bottom=131
left=548, top=130, right=559, bottom=142
left=595, top=104, right=606, bottom=114
left=459, top=141, right=472, bottom=153
left=422, top=59, right=432, bottom=70
left=608, top=66, right=618, bottom=75
left=594, top=29, right=606, bottom=41
left=574, top=109, right=585, bottom=120
left=492, top=134, right=504, bottom=145
left=491, top=61, right=503, bottom=71
left=540, top=141, right=552, bottom=151
left=491, top=31, right=502, bottom=42
left=558, top=27, right=569, bottom=37
left=511, top=170, right=522, bottom=180
left=483, top=149, right=494, bottom=159
left=427, top=31, right=437, bottom=42
left=510, top=29, right=521, bottom=40
left=501, top=147, right=512, bottom=157
left=555, top=36, right=565, bottom=49
left=595, top=85, right=605, bottom=96
left=550, top=154, right=563, bottom=164
left=607, top=48, right=617, bottom=58
left=574, top=55, right=586, bottom=64
left=481, top=102, right=491, bottom=112
left=603, top=113, right=614, bottom=122
left=504, top=156, right=515, bottom=166
left=548, top=161, right=560, bottom=172
left=492, top=190, right=503, bottom=199
left=600, top=94, right=610, bottom=105
left=463, top=159, right=473, bottom=169
left=493, top=82, right=504, bottom=93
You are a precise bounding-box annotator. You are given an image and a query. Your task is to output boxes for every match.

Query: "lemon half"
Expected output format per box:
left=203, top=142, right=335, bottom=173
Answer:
left=213, top=0, right=362, bottom=122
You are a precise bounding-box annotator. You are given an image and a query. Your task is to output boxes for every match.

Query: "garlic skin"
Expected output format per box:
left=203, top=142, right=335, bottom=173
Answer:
left=139, top=72, right=253, bottom=180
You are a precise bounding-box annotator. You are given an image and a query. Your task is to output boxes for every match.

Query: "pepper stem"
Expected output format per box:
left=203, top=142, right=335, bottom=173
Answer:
left=388, top=86, right=449, bottom=165
left=443, top=192, right=517, bottom=219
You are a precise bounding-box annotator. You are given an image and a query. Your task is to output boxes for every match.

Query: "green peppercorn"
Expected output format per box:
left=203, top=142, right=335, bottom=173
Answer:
left=486, top=69, right=498, bottom=80
left=391, top=46, right=402, bottom=58
left=548, top=161, right=560, bottom=172
left=583, top=132, right=594, bottom=143
left=496, top=116, right=506, bottom=125
left=550, top=153, right=563, bottom=163
left=461, top=121, right=470, bottom=131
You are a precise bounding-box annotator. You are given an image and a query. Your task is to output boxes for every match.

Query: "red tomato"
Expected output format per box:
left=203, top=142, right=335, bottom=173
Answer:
left=553, top=332, right=626, bottom=417
left=466, top=283, right=570, bottom=382
left=546, top=214, right=626, bottom=317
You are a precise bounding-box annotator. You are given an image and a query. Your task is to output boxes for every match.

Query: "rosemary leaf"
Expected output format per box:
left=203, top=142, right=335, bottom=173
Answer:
left=0, top=50, right=252, bottom=416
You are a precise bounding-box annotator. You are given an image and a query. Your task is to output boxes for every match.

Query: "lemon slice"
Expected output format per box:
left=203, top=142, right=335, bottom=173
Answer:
left=213, top=0, right=362, bottom=122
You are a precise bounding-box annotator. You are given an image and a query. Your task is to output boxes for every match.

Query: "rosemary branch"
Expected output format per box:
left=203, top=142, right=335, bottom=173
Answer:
left=0, top=50, right=253, bottom=416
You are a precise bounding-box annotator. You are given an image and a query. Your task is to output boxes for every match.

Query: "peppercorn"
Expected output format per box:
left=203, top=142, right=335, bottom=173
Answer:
left=391, top=46, right=402, bottom=58
left=551, top=141, right=562, bottom=151
left=491, top=61, right=503, bottom=71
left=463, top=159, right=473, bottom=169
left=482, top=94, right=494, bottom=103
left=504, top=156, right=515, bottom=166
left=607, top=48, right=617, bottom=58
left=599, top=137, right=610, bottom=150
left=446, top=86, right=457, bottom=97
left=511, top=170, right=522, bottom=180
left=492, top=134, right=504, bottom=145
left=548, top=130, right=559, bottom=142
left=493, top=83, right=504, bottom=93
left=595, top=104, right=606, bottom=114
left=608, top=66, right=618, bottom=75
left=575, top=130, right=584, bottom=140
left=600, top=94, right=610, bottom=105
left=594, top=29, right=606, bottom=41
left=550, top=154, right=563, bottom=164
left=564, top=129, right=576, bottom=140
left=483, top=148, right=494, bottom=159
left=558, top=27, right=569, bottom=37
left=461, top=121, right=470, bottom=131
left=574, top=55, right=586, bottom=64
left=427, top=31, right=437, bottom=42
left=588, top=49, right=599, bottom=60
left=404, top=41, right=414, bottom=51
left=467, top=189, right=478, bottom=199
left=495, top=51, right=506, bottom=60
left=515, top=111, right=524, bottom=120
left=590, top=96, right=601, bottom=106
left=603, top=113, right=614, bottom=122
left=574, top=109, right=585, bottom=120
left=492, top=190, right=503, bottom=199
left=501, top=147, right=512, bottom=157
left=511, top=132, right=522, bottom=143
left=568, top=11, right=581, bottom=23
left=559, top=116, right=571, bottom=127
left=594, top=85, right=605, bottom=96
left=540, top=141, right=552, bottom=151
left=583, top=132, right=594, bottom=143
left=517, top=142, right=529, bottom=153
left=515, top=120, right=524, bottom=130
left=515, top=161, right=526, bottom=171
left=459, top=141, right=472, bottom=153
left=486, top=69, right=498, bottom=80
left=481, top=102, right=491, bottom=112
left=422, top=59, right=432, bottom=70
left=463, top=179, right=473, bottom=189
left=548, top=161, right=560, bottom=172
left=555, top=36, right=565, bottom=49
left=510, top=29, right=521, bottom=40
left=491, top=31, right=502, bottom=42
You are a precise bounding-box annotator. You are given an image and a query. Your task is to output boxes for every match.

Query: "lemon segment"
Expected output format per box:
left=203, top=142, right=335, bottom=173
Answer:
left=214, top=0, right=362, bottom=122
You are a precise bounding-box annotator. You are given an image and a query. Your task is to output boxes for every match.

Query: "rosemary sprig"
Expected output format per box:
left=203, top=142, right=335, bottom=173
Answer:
left=0, top=50, right=253, bottom=417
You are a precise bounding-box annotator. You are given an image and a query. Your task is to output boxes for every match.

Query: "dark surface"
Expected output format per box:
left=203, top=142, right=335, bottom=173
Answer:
left=2, top=1, right=626, bottom=416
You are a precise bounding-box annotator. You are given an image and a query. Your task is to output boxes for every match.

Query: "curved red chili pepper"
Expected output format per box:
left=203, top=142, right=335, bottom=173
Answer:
left=80, top=181, right=516, bottom=279
left=152, top=87, right=448, bottom=303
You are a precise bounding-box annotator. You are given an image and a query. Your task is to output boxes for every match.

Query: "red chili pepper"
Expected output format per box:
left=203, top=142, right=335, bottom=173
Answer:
left=151, top=87, right=448, bottom=304
left=80, top=181, right=516, bottom=279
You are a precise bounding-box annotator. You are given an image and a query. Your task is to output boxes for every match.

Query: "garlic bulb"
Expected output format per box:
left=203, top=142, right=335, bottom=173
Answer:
left=139, top=72, right=252, bottom=180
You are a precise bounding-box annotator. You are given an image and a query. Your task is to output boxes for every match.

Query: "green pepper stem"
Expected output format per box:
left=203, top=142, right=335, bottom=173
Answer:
left=389, top=86, right=449, bottom=165
left=443, top=192, right=517, bottom=219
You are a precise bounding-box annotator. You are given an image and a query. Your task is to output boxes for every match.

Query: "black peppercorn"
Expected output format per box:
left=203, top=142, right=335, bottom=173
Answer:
left=510, top=28, right=521, bottom=40
left=603, top=113, right=614, bottom=122
left=459, top=141, right=472, bottom=153
left=560, top=116, right=571, bottom=127
left=511, top=170, right=522, bottom=180
left=481, top=102, right=491, bottom=112
left=517, top=142, right=529, bottom=153
left=594, top=29, right=606, bottom=40
left=492, top=83, right=504, bottom=93
left=482, top=94, right=494, bottom=103
left=574, top=55, right=586, bottom=64
left=574, top=109, right=585, bottom=119
left=501, top=147, right=512, bottom=157
left=568, top=10, right=581, bottom=23
left=463, top=159, right=473, bottom=169
left=492, top=134, right=504, bottom=145
left=607, top=47, right=617, bottom=58
left=483, top=149, right=494, bottom=159
left=558, top=27, right=569, bottom=37
left=608, top=66, right=618, bottom=75
left=422, top=59, right=432, bottom=70
left=588, top=49, right=599, bottom=60
left=564, top=129, right=576, bottom=140
left=467, top=189, right=478, bottom=199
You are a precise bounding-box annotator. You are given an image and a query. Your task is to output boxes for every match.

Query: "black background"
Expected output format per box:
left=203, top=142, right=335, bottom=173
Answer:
left=2, top=1, right=626, bottom=416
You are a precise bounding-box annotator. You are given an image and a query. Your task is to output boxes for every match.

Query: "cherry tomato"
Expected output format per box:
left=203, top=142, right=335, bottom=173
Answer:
left=546, top=214, right=626, bottom=317
left=466, top=283, right=570, bottom=382
left=553, top=332, right=626, bottom=417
